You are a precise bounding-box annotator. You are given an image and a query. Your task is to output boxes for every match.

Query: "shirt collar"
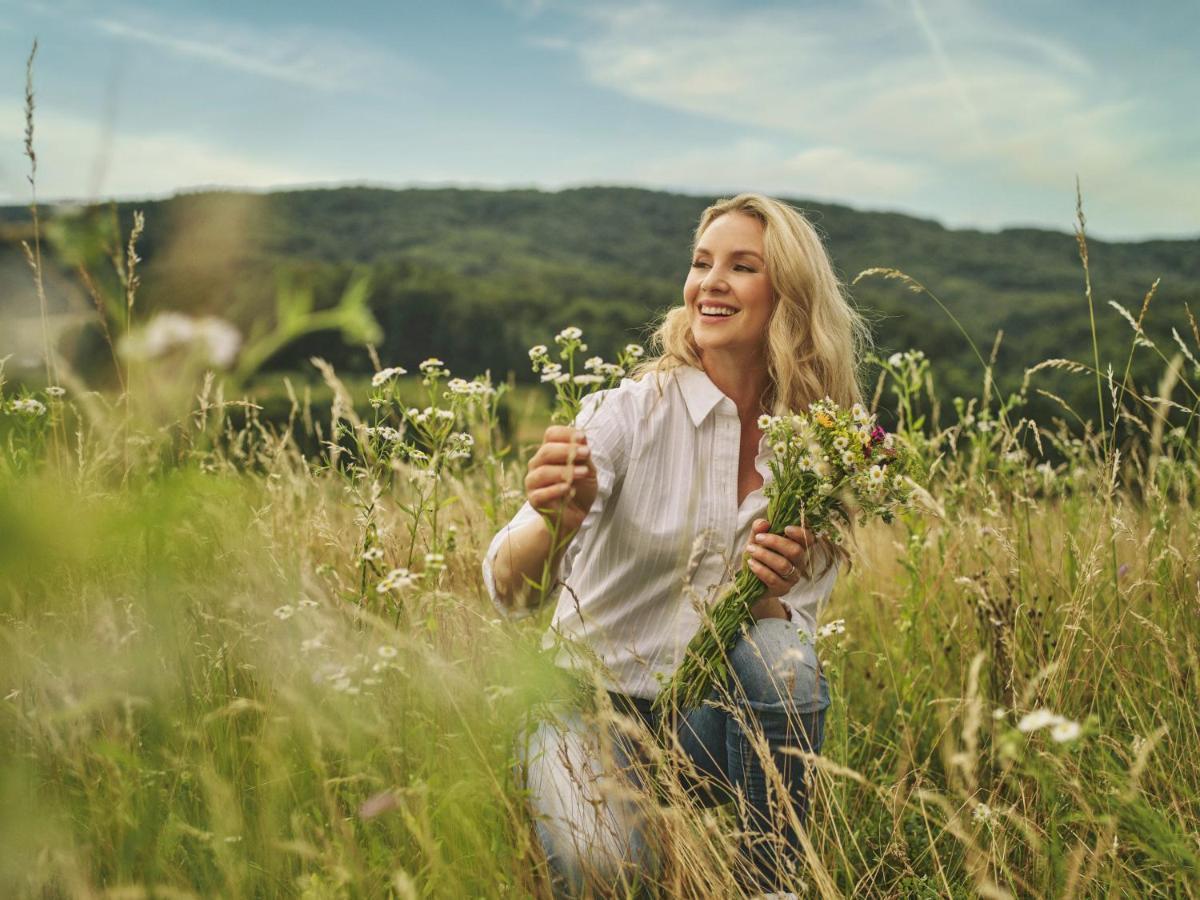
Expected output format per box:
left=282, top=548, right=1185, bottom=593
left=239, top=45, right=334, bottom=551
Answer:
left=674, top=364, right=729, bottom=427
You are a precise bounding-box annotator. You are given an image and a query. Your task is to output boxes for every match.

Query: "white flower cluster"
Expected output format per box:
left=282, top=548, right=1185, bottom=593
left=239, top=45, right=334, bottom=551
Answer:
left=538, top=362, right=571, bottom=385
left=120, top=312, right=242, bottom=368
left=406, top=407, right=456, bottom=426
left=445, top=377, right=495, bottom=398
left=9, top=397, right=46, bottom=416
left=624, top=343, right=645, bottom=358
left=583, top=357, right=624, bottom=379
left=971, top=802, right=995, bottom=824
left=886, top=349, right=927, bottom=368
left=444, top=432, right=475, bottom=461
left=424, top=552, right=447, bottom=572
left=1017, top=708, right=1082, bottom=743
left=371, top=366, right=407, bottom=387
left=418, top=358, right=449, bottom=384
left=377, top=567, right=417, bottom=593
left=365, top=425, right=403, bottom=443
left=45, top=386, right=66, bottom=398
left=361, top=547, right=384, bottom=562
left=816, top=619, right=846, bottom=640
left=555, top=326, right=583, bottom=344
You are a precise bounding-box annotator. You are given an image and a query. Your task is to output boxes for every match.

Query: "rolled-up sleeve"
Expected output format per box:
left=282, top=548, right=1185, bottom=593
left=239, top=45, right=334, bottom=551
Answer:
left=481, top=384, right=632, bottom=620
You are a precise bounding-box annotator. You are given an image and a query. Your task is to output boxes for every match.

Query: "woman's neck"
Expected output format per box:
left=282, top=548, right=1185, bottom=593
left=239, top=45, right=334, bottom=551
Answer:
left=699, top=351, right=770, bottom=423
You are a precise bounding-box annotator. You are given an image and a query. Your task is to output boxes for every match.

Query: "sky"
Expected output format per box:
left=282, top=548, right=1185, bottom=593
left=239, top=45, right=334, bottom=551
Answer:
left=0, top=0, right=1196, bottom=241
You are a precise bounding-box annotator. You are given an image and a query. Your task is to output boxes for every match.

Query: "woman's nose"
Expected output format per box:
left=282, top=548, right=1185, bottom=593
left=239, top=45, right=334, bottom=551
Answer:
left=701, top=265, right=728, bottom=292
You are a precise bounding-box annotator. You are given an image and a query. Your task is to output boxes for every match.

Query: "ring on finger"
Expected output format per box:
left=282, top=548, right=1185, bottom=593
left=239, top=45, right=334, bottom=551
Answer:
left=783, top=561, right=797, bottom=579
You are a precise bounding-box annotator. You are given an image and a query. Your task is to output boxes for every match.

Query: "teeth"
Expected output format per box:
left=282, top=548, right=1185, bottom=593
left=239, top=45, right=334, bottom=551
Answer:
left=700, top=306, right=737, bottom=317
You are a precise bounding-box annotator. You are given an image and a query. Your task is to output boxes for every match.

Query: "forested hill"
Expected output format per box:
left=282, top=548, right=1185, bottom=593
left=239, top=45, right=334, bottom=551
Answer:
left=3, top=185, right=1197, bottom=421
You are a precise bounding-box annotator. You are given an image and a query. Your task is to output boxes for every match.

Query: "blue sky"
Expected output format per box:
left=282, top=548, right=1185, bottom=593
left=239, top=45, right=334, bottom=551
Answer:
left=0, top=0, right=1196, bottom=240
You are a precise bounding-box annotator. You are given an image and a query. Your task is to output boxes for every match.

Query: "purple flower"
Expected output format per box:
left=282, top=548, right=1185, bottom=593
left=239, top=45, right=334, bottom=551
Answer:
left=870, top=425, right=887, bottom=444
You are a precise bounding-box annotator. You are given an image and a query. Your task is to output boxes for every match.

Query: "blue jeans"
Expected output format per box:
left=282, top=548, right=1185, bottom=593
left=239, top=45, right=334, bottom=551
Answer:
left=517, top=618, right=829, bottom=896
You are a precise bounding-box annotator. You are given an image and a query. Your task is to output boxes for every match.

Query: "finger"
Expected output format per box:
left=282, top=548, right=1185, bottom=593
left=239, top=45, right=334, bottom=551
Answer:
left=783, top=525, right=816, bottom=548
left=530, top=442, right=592, bottom=466
left=752, top=532, right=807, bottom=560
left=745, top=542, right=796, bottom=579
left=752, top=518, right=770, bottom=535
left=525, top=465, right=592, bottom=490
left=542, top=425, right=588, bottom=446
left=746, top=557, right=786, bottom=595
left=529, top=480, right=572, bottom=510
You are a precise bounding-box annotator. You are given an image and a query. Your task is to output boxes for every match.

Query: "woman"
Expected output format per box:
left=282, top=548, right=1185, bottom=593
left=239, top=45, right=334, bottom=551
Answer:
left=483, top=193, right=870, bottom=896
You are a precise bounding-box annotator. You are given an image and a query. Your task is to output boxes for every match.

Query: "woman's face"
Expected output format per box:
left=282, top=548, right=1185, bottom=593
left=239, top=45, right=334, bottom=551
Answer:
left=683, top=212, right=774, bottom=360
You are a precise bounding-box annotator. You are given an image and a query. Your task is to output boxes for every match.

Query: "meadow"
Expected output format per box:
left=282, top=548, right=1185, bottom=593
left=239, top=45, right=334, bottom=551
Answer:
left=2, top=54, right=1198, bottom=890
left=2, top=223, right=1198, bottom=899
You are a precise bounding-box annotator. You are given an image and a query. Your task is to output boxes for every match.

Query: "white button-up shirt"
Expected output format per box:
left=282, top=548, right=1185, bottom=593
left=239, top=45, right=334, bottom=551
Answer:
left=482, top=363, right=838, bottom=699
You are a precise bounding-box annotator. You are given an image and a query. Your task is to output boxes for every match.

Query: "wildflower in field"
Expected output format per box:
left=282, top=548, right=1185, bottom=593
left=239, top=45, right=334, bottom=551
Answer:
left=658, top=400, right=918, bottom=712
left=10, top=397, right=46, bottom=416
left=444, top=432, right=474, bottom=461
left=993, top=707, right=1007, bottom=720
left=531, top=328, right=644, bottom=424
left=45, top=386, right=65, bottom=397
left=298, top=599, right=319, bottom=609
left=120, top=311, right=242, bottom=368
left=972, top=803, right=994, bottom=824
left=362, top=547, right=384, bottom=562
left=377, top=645, right=398, bottom=659
left=1050, top=720, right=1082, bottom=742
left=371, top=366, right=407, bottom=387
left=817, top=619, right=846, bottom=640
left=273, top=604, right=295, bottom=620
left=377, top=567, right=416, bottom=593
left=365, top=426, right=403, bottom=443
left=445, top=377, right=494, bottom=399
left=1017, top=708, right=1082, bottom=743
left=424, top=552, right=446, bottom=572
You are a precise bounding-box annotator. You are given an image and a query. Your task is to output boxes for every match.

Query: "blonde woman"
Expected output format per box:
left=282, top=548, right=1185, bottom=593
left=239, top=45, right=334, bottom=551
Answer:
left=483, top=193, right=870, bottom=897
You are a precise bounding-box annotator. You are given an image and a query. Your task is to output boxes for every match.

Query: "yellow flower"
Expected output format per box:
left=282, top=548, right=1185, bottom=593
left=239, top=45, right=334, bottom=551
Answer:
left=814, top=412, right=834, bottom=428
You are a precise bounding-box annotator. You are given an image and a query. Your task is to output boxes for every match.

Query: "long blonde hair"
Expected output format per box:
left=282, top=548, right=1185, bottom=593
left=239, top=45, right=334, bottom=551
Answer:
left=632, top=193, right=871, bottom=416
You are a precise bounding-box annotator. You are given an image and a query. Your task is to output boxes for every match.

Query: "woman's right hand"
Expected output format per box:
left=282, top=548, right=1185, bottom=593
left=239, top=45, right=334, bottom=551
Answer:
left=524, top=426, right=598, bottom=536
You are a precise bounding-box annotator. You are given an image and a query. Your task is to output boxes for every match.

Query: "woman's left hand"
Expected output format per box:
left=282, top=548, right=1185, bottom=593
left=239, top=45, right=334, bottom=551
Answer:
left=744, top=518, right=815, bottom=620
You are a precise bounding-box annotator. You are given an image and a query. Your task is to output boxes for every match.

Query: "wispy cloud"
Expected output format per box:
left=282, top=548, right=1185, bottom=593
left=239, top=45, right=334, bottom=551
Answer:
left=535, top=0, right=1194, bottom=233
left=631, top=139, right=928, bottom=211
left=20, top=1, right=421, bottom=93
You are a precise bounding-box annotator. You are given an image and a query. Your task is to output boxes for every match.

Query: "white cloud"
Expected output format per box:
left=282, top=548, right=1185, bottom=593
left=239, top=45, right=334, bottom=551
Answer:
left=0, top=104, right=327, bottom=203
left=550, top=0, right=1197, bottom=236
left=632, top=139, right=928, bottom=208
left=23, top=1, right=420, bottom=93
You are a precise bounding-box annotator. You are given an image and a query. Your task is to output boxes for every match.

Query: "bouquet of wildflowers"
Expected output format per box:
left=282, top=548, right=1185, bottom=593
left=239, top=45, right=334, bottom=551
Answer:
left=654, top=399, right=918, bottom=714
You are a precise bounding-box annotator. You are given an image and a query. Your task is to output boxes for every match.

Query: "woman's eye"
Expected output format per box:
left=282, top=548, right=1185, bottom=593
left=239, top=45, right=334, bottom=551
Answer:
left=691, top=260, right=710, bottom=269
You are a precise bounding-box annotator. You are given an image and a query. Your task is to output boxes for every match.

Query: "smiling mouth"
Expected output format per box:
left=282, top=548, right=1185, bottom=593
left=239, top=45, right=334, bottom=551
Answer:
left=698, top=303, right=740, bottom=319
